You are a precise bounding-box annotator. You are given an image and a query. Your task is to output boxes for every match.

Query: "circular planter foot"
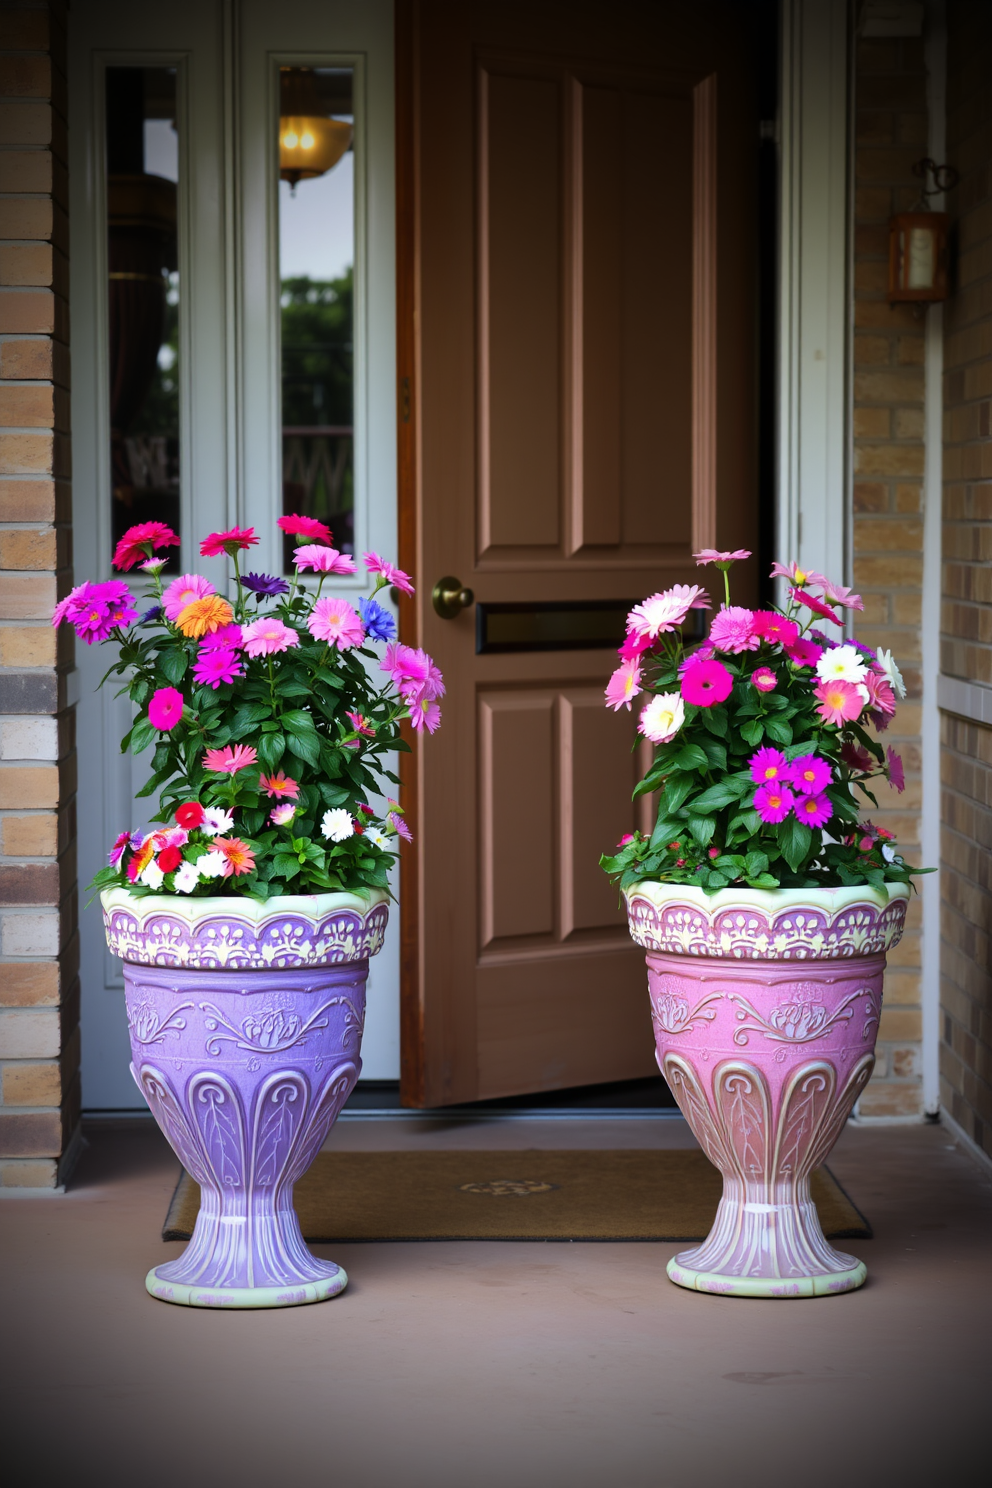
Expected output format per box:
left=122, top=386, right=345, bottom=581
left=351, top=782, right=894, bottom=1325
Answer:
left=667, top=1255, right=866, bottom=1299
left=146, top=1263, right=348, bottom=1309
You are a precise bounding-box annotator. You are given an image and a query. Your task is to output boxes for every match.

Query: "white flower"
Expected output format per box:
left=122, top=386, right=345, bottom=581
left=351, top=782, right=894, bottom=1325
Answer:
left=173, top=861, right=200, bottom=894
left=815, top=644, right=868, bottom=686
left=322, top=808, right=355, bottom=842
left=201, top=807, right=234, bottom=837
left=874, top=647, right=906, bottom=699
left=365, top=827, right=391, bottom=849
left=270, top=803, right=296, bottom=826
left=881, top=843, right=897, bottom=863
left=140, top=861, right=165, bottom=890
left=638, top=692, right=685, bottom=744
left=627, top=585, right=707, bottom=639
left=196, top=850, right=227, bottom=879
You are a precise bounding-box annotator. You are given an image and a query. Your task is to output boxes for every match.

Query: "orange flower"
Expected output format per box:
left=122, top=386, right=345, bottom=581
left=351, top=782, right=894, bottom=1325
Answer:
left=176, top=595, right=234, bottom=638
left=126, top=837, right=155, bottom=883
left=214, top=836, right=256, bottom=877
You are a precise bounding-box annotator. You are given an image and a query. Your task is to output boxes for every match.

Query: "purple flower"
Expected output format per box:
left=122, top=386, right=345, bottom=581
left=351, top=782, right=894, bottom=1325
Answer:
left=753, top=781, right=796, bottom=824
left=140, top=605, right=162, bottom=625
left=795, top=793, right=832, bottom=828
left=787, top=754, right=832, bottom=796
left=191, top=647, right=245, bottom=690
left=357, top=595, right=397, bottom=643
left=240, top=572, right=289, bottom=597
left=53, top=579, right=138, bottom=644
left=750, top=746, right=788, bottom=785
left=887, top=746, right=905, bottom=793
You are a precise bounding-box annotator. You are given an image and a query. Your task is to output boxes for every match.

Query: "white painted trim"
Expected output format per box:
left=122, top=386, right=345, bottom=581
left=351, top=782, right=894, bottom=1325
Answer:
left=777, top=0, right=850, bottom=593
left=938, top=674, right=992, bottom=727
left=940, top=1107, right=992, bottom=1182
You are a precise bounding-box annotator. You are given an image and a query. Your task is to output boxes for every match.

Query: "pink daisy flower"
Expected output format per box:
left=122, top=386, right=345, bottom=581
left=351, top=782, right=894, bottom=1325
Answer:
left=308, top=597, right=364, bottom=649
left=605, top=659, right=643, bottom=712
left=753, top=781, right=796, bottom=824
left=785, top=636, right=823, bottom=668
left=693, top=548, right=751, bottom=567
left=363, top=551, right=415, bottom=596
left=191, top=646, right=244, bottom=690
left=751, top=611, right=799, bottom=649
left=617, top=629, right=655, bottom=661
left=199, top=622, right=243, bottom=651
left=709, top=606, right=759, bottom=654
left=750, top=746, right=788, bottom=785
left=408, top=696, right=442, bottom=733
left=258, top=771, right=300, bottom=799
left=863, top=669, right=897, bottom=719
left=203, top=743, right=258, bottom=774
left=770, top=561, right=829, bottom=589
left=241, top=617, right=300, bottom=657
left=112, top=520, right=180, bottom=571
left=346, top=710, right=376, bottom=738
left=389, top=811, right=414, bottom=841
left=788, top=754, right=832, bottom=795
left=795, top=792, right=832, bottom=828
left=820, top=582, right=864, bottom=611
left=270, top=803, right=297, bottom=826
left=148, top=687, right=184, bottom=731
left=278, top=513, right=333, bottom=544
left=887, top=746, right=905, bottom=793
left=163, top=573, right=216, bottom=622
left=293, top=545, right=357, bottom=575
left=627, top=584, right=710, bottom=640
left=815, top=679, right=864, bottom=725
left=199, top=526, right=259, bottom=558
left=681, top=657, right=733, bottom=708
left=791, top=588, right=843, bottom=626
left=381, top=642, right=444, bottom=701
left=751, top=666, right=778, bottom=692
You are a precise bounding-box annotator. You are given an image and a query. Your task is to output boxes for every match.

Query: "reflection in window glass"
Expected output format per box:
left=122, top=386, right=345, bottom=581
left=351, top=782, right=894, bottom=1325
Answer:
left=278, top=67, right=354, bottom=570
left=105, top=67, right=180, bottom=570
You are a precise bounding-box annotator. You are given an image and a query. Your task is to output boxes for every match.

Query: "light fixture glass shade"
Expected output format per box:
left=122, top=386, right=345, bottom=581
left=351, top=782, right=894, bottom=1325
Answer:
left=279, top=115, right=352, bottom=188
left=887, top=211, right=949, bottom=302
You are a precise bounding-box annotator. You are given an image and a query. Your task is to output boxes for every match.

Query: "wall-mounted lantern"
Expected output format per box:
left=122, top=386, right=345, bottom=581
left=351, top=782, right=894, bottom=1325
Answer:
left=887, top=158, right=958, bottom=304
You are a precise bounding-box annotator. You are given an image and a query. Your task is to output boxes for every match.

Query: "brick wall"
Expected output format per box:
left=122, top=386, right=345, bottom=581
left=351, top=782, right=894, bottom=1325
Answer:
left=939, top=0, right=992, bottom=1162
left=0, top=1, right=79, bottom=1187
left=851, top=33, right=928, bottom=1116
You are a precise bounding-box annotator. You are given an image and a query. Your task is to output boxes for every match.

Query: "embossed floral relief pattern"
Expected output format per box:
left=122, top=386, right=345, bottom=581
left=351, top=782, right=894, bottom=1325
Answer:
left=105, top=901, right=388, bottom=969
left=627, top=895, right=906, bottom=960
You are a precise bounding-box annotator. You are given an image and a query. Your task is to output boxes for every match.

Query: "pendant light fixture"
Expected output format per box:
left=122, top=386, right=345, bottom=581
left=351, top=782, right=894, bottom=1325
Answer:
left=279, top=67, right=352, bottom=191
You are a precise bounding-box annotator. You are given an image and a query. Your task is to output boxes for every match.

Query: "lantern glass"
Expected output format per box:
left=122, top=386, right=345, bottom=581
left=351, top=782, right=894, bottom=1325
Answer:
left=887, top=210, right=949, bottom=302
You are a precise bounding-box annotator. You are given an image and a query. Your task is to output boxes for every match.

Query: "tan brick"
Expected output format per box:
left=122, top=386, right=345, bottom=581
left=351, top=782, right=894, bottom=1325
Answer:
left=0, top=962, right=59, bottom=1008
left=854, top=335, right=891, bottom=365
left=0, top=573, right=56, bottom=621
left=0, top=1110, right=62, bottom=1157
left=0, top=1158, right=57, bottom=1187
left=2, top=813, right=58, bottom=858
left=0, top=385, right=53, bottom=430
left=854, top=443, right=926, bottom=476
left=0, top=105, right=52, bottom=148
left=0, top=11, right=50, bottom=48
left=855, top=554, right=924, bottom=589
left=2, top=1061, right=61, bottom=1106
left=0, top=767, right=58, bottom=810
left=894, top=482, right=921, bottom=512
left=0, top=432, right=52, bottom=475
left=0, top=624, right=57, bottom=666
left=854, top=406, right=891, bottom=439
left=894, top=407, right=924, bottom=439
left=897, top=336, right=925, bottom=365
left=0, top=55, right=51, bottom=99
left=854, top=368, right=925, bottom=403
left=855, top=258, right=889, bottom=293
left=0, top=196, right=53, bottom=240
left=858, top=1081, right=923, bottom=1117
left=0, top=290, right=54, bottom=334
left=853, top=518, right=923, bottom=552
left=0, top=530, right=57, bottom=571
left=0, top=480, right=54, bottom=523
left=855, top=299, right=923, bottom=329
left=0, top=338, right=52, bottom=380
left=0, top=244, right=53, bottom=289
left=0, top=150, right=52, bottom=194
left=893, top=592, right=922, bottom=625
left=853, top=481, right=888, bottom=512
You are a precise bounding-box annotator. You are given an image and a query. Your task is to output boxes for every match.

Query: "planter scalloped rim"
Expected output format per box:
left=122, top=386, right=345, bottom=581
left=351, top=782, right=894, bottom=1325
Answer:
left=625, top=880, right=910, bottom=1299
left=101, top=884, right=390, bottom=969
left=102, top=887, right=389, bottom=1309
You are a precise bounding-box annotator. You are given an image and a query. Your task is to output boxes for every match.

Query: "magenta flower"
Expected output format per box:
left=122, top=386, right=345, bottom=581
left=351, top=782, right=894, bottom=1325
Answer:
left=751, top=666, right=778, bottom=692
left=192, top=646, right=244, bottom=689
left=841, top=739, right=874, bottom=773
left=795, top=792, right=832, bottom=828
left=112, top=520, right=180, bottom=571
left=408, top=696, right=442, bottom=733
left=814, top=679, right=864, bottom=726
left=617, top=629, right=654, bottom=661
left=709, top=606, right=759, bottom=654
left=820, top=582, right=864, bottom=611
left=294, top=544, right=357, bottom=575
left=148, top=686, right=184, bottom=731
left=753, top=781, right=796, bottom=824
left=750, top=747, right=788, bottom=785
left=241, top=617, right=300, bottom=657
left=108, top=831, right=131, bottom=867
left=203, top=743, right=257, bottom=774
left=199, top=622, right=244, bottom=651
left=605, top=659, right=643, bottom=712
left=863, top=669, right=897, bottom=719
left=751, top=611, right=799, bottom=649
left=788, top=754, right=832, bottom=796
left=308, top=597, right=364, bottom=649
left=363, top=551, right=415, bottom=596
left=887, top=746, right=905, bottom=793
left=346, top=710, right=376, bottom=738
left=163, top=573, right=216, bottom=622
left=681, top=657, right=733, bottom=707
left=770, top=560, right=829, bottom=589
left=791, top=588, right=843, bottom=626
left=627, top=585, right=710, bottom=640
left=693, top=548, right=751, bottom=567
left=381, top=642, right=444, bottom=701
left=199, top=526, right=259, bottom=558
left=389, top=811, right=414, bottom=841
left=72, top=580, right=138, bottom=643
left=279, top=513, right=333, bottom=544
left=785, top=636, right=822, bottom=668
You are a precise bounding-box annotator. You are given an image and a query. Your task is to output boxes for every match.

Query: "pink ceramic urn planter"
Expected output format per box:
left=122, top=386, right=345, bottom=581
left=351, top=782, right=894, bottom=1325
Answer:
left=102, top=886, right=388, bottom=1309
left=625, top=881, right=909, bottom=1298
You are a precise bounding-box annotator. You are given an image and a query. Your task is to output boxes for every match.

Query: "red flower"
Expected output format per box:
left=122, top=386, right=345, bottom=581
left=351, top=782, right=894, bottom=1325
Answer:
left=158, top=845, right=182, bottom=874
left=278, top=513, right=333, bottom=544
left=113, top=521, right=180, bottom=571
left=175, top=802, right=205, bottom=830
left=199, top=526, right=259, bottom=558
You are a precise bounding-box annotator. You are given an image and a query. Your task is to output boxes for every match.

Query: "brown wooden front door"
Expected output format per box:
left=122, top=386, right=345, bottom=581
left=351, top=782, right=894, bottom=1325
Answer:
left=397, top=0, right=761, bottom=1106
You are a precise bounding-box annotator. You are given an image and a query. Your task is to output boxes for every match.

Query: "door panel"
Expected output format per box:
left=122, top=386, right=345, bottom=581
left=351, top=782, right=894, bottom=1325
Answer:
left=398, top=0, right=760, bottom=1105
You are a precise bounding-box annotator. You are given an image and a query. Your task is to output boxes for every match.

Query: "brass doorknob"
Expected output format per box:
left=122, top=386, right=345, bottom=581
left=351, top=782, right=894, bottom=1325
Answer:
left=432, top=576, right=474, bottom=620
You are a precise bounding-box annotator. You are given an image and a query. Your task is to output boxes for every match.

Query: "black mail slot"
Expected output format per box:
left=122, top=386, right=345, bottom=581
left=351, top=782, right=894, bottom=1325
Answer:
left=476, top=598, right=707, bottom=654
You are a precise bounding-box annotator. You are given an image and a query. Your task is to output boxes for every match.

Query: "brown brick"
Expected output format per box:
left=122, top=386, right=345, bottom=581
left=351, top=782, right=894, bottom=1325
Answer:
left=0, top=11, right=50, bottom=48
left=0, top=385, right=53, bottom=429
left=0, top=767, right=58, bottom=810
left=894, top=407, right=924, bottom=439
left=894, top=482, right=922, bottom=512
left=0, top=862, right=60, bottom=905
left=0, top=150, right=52, bottom=194
left=0, top=290, right=54, bottom=334
left=854, top=407, right=891, bottom=439
left=0, top=529, right=57, bottom=570
left=0, top=197, right=53, bottom=241
left=0, top=1158, right=57, bottom=1187
left=0, top=104, right=52, bottom=148
left=853, top=517, right=923, bottom=552
left=854, top=334, right=891, bottom=365
left=0, top=243, right=53, bottom=289
left=0, top=573, right=56, bottom=621
left=0, top=962, right=59, bottom=1008
left=2, top=813, right=58, bottom=858
left=858, top=1081, right=923, bottom=1117
left=0, top=56, right=52, bottom=99
left=0, top=432, right=52, bottom=475
left=0, top=338, right=52, bottom=380
left=0, top=1111, right=62, bottom=1158
left=2, top=1062, right=61, bottom=1107
left=897, top=336, right=925, bottom=365
left=854, top=443, right=926, bottom=477
left=0, top=624, right=56, bottom=666
left=854, top=554, right=924, bottom=588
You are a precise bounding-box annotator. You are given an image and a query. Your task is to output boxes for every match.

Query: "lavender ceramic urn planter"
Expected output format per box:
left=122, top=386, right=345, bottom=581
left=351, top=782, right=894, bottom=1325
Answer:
left=101, top=886, right=389, bottom=1309
left=625, top=881, right=909, bottom=1298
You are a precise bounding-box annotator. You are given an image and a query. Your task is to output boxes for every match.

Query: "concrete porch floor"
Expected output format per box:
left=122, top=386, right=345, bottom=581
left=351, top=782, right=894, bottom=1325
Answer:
left=1, top=1115, right=990, bottom=1488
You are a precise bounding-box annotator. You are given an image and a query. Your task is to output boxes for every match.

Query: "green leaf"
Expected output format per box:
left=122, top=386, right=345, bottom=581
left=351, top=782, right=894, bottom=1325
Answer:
left=159, top=649, right=188, bottom=686
left=232, top=703, right=272, bottom=731
left=281, top=709, right=318, bottom=735
left=740, top=718, right=764, bottom=747
left=763, top=715, right=793, bottom=746
left=662, top=776, right=694, bottom=815
left=744, top=850, right=769, bottom=878
left=286, top=729, right=320, bottom=767
left=776, top=815, right=812, bottom=873
left=687, top=815, right=716, bottom=847
left=690, top=782, right=745, bottom=814
left=673, top=743, right=710, bottom=772
left=649, top=817, right=683, bottom=850
left=701, top=707, right=728, bottom=738
left=698, top=737, right=728, bottom=772
left=130, top=717, right=158, bottom=755
left=256, top=731, right=286, bottom=771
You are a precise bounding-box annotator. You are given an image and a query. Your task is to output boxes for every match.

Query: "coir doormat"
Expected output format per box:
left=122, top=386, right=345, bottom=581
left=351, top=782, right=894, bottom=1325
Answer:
left=163, top=1149, right=870, bottom=1243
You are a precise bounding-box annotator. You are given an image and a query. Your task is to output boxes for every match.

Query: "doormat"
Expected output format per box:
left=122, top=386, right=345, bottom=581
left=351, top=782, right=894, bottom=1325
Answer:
left=163, top=1149, right=870, bottom=1243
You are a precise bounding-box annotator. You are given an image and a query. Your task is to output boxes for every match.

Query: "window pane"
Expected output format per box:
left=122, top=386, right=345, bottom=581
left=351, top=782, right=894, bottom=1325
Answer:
left=105, top=67, right=180, bottom=571
left=278, top=66, right=355, bottom=569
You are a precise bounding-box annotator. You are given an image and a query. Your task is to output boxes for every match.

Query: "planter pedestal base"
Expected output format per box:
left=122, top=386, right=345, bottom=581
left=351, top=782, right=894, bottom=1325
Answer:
left=146, top=1264, right=347, bottom=1309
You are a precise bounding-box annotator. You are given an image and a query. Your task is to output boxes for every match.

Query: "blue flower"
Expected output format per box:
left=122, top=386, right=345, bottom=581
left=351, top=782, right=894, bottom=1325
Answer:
left=241, top=572, right=289, bottom=596
left=140, top=605, right=162, bottom=624
left=357, top=596, right=396, bottom=642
